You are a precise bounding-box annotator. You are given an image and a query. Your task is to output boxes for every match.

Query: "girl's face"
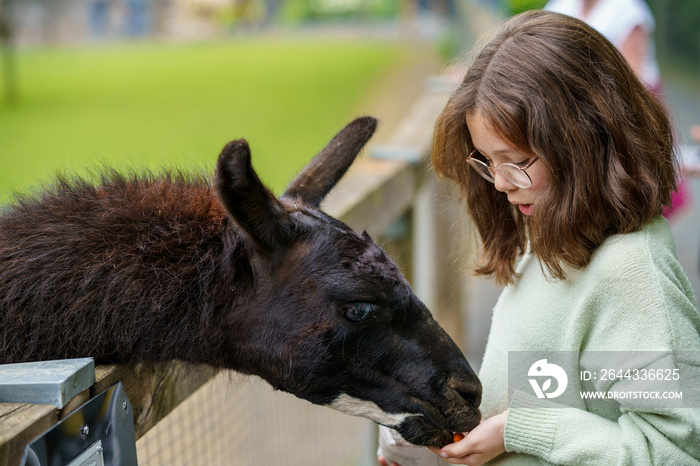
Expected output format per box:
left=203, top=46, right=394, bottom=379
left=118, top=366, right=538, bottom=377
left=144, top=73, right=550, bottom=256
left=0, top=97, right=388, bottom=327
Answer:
left=466, top=112, right=551, bottom=216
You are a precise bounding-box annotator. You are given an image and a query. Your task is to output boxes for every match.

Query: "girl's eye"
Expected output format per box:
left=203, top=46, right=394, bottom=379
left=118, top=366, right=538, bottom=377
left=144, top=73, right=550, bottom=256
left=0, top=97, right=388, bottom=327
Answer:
left=343, top=302, right=377, bottom=323
left=475, top=152, right=494, bottom=167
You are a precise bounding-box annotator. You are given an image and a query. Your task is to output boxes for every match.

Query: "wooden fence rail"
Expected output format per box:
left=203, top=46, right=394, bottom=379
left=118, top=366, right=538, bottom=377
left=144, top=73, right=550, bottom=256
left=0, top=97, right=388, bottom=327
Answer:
left=0, top=80, right=460, bottom=466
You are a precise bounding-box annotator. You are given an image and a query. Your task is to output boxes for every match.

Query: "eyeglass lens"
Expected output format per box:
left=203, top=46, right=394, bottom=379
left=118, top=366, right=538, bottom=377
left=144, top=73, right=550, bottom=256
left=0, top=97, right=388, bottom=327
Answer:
left=467, top=155, right=532, bottom=188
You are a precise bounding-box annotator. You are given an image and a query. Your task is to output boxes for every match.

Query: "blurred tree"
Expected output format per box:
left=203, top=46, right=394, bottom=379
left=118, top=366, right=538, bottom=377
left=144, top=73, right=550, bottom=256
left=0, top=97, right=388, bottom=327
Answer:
left=0, top=0, right=18, bottom=106
left=647, top=0, right=700, bottom=74
left=501, top=0, right=547, bottom=15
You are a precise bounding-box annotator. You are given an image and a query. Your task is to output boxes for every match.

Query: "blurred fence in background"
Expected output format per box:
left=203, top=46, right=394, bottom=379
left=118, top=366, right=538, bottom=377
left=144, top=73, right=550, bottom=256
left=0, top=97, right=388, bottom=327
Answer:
left=135, top=373, right=374, bottom=465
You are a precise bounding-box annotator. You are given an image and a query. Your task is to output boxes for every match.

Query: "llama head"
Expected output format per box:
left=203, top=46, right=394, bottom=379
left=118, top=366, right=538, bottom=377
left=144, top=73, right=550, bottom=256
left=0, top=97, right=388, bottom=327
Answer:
left=214, top=117, right=481, bottom=447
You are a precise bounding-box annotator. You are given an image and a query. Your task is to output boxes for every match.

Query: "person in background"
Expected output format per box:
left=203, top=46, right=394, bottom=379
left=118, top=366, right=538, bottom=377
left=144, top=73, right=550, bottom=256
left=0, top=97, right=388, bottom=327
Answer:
left=545, top=0, right=691, bottom=221
left=545, top=0, right=660, bottom=91
left=379, top=9, right=700, bottom=466
left=687, top=124, right=700, bottom=275
left=692, top=124, right=700, bottom=158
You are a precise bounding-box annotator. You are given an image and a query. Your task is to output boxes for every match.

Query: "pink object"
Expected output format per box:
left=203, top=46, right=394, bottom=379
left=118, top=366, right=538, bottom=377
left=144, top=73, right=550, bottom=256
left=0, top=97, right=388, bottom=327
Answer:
left=663, top=178, right=691, bottom=220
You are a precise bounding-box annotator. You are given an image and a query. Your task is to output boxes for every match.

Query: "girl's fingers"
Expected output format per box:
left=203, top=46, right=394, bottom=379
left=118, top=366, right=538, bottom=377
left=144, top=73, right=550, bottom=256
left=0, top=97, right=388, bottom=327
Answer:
left=428, top=448, right=483, bottom=466
left=439, top=438, right=474, bottom=458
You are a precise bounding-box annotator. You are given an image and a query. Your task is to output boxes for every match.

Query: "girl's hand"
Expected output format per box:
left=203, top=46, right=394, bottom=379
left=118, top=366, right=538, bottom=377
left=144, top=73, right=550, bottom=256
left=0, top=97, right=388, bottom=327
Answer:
left=427, top=411, right=508, bottom=465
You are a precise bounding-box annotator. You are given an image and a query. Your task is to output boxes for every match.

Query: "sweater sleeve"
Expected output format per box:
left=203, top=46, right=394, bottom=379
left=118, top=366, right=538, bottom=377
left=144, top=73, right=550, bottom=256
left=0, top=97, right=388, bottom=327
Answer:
left=503, top=218, right=700, bottom=464
left=505, top=390, right=700, bottom=465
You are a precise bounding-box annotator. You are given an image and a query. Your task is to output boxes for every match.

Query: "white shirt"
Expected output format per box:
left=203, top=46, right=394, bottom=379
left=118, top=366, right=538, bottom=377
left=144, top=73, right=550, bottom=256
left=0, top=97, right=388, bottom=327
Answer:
left=545, top=0, right=661, bottom=88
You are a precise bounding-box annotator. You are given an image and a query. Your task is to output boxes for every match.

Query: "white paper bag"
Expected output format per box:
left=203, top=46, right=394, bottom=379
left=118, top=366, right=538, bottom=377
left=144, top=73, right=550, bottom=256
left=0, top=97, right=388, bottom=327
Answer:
left=377, top=425, right=444, bottom=466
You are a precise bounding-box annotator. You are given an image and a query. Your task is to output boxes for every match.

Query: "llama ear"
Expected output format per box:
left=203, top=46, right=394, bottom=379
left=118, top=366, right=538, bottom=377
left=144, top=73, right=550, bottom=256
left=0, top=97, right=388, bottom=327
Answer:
left=282, top=116, right=377, bottom=207
left=215, top=139, right=292, bottom=252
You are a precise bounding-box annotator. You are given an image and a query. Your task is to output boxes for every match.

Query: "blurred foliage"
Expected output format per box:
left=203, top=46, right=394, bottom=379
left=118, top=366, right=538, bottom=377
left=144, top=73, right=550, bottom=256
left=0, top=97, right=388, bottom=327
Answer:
left=647, top=0, right=700, bottom=75
left=0, top=39, right=411, bottom=203
left=214, top=2, right=267, bottom=28
left=436, top=28, right=458, bottom=62
left=501, top=0, right=547, bottom=15
left=280, top=0, right=400, bottom=23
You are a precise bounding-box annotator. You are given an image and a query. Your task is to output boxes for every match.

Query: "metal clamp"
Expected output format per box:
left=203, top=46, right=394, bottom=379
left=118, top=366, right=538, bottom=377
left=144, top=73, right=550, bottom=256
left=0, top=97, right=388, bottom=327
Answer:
left=21, top=382, right=138, bottom=466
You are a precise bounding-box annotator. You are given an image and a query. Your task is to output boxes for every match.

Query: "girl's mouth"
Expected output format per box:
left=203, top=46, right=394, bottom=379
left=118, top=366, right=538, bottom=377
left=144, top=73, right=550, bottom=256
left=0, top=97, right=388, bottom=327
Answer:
left=518, top=204, right=533, bottom=215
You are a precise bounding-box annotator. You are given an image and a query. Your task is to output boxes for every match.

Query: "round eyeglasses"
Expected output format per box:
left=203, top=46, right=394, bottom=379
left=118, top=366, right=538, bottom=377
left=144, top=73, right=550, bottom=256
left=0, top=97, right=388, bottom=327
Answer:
left=466, top=149, right=539, bottom=189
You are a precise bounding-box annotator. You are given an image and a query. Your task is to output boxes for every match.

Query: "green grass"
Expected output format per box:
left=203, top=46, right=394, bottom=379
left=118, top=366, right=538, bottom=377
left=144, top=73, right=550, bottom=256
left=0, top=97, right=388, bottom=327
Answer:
left=0, top=38, right=410, bottom=203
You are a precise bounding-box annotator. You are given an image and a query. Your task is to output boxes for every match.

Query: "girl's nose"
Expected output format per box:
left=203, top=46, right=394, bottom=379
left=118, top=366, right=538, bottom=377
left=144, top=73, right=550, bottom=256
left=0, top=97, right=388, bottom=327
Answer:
left=493, top=171, right=516, bottom=192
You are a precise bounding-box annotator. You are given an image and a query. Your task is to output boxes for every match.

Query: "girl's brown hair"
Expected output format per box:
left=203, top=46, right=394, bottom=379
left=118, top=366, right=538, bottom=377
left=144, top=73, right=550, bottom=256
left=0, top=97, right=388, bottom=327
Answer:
left=433, top=10, right=677, bottom=285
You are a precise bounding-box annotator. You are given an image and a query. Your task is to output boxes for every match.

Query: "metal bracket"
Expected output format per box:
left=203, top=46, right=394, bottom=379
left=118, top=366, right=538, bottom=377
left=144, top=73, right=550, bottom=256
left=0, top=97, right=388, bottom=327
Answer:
left=21, top=382, right=138, bottom=466
left=0, top=358, right=95, bottom=409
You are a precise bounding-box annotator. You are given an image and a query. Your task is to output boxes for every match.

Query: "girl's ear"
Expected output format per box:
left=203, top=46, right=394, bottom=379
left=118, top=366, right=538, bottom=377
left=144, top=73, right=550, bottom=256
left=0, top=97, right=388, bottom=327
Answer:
left=282, top=116, right=377, bottom=207
left=215, top=139, right=292, bottom=253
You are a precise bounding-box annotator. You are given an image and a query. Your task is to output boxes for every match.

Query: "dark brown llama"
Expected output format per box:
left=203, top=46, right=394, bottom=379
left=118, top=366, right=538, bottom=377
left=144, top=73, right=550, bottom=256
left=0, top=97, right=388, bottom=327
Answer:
left=0, top=117, right=481, bottom=447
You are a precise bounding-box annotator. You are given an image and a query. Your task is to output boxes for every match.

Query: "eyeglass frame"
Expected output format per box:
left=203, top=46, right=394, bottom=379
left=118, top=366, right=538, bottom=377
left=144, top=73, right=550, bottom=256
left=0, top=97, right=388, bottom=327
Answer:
left=466, top=149, right=539, bottom=189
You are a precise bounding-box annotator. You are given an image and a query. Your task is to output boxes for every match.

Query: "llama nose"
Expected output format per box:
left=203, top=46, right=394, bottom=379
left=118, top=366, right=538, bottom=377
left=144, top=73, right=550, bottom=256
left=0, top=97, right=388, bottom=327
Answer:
left=456, top=378, right=482, bottom=409
left=447, top=371, right=482, bottom=431
left=449, top=363, right=482, bottom=409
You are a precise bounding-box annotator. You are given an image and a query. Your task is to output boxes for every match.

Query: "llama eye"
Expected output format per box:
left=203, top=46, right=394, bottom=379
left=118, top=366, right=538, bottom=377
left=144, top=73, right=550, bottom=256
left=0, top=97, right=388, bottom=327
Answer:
left=343, top=302, right=376, bottom=323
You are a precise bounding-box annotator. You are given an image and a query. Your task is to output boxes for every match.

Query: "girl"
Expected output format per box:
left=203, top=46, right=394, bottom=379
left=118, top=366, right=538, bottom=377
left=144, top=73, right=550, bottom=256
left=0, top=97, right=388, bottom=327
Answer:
left=383, top=9, right=700, bottom=466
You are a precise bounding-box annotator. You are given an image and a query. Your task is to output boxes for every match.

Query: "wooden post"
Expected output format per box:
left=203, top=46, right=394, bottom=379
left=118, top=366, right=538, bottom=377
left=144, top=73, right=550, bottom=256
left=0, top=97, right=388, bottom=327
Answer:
left=0, top=0, right=18, bottom=107
left=0, top=404, right=57, bottom=466
left=413, top=170, right=438, bottom=311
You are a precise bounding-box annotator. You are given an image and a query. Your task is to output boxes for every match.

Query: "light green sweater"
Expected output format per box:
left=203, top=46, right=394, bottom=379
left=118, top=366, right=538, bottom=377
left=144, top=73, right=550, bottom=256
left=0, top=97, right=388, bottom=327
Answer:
left=479, top=216, right=700, bottom=465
